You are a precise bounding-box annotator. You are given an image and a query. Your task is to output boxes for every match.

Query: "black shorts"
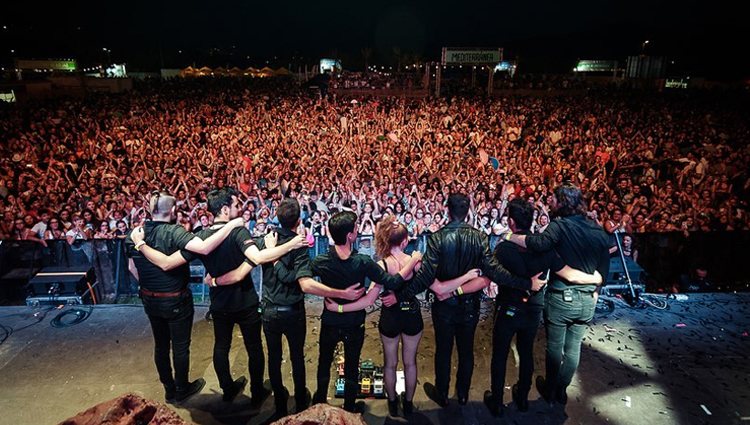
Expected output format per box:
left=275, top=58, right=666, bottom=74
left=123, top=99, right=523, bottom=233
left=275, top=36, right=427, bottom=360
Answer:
left=379, top=300, right=424, bottom=338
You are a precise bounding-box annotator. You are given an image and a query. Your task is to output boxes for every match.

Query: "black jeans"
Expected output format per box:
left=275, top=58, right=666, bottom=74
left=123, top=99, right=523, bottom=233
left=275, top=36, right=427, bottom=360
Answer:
left=544, top=290, right=596, bottom=396
left=142, top=292, right=194, bottom=391
left=262, top=306, right=307, bottom=401
left=314, top=324, right=365, bottom=410
left=212, top=306, right=265, bottom=397
left=490, top=305, right=542, bottom=402
left=432, top=301, right=479, bottom=399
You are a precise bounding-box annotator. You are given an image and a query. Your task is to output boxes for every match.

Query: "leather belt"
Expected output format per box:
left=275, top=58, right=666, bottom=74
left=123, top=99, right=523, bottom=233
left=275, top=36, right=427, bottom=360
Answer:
left=140, top=288, right=188, bottom=298
left=264, top=300, right=304, bottom=312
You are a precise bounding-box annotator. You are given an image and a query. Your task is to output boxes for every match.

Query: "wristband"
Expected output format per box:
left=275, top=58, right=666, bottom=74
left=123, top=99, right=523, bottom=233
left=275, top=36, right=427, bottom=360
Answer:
left=504, top=231, right=513, bottom=241
left=337, top=304, right=343, bottom=314
left=456, top=286, right=464, bottom=296
left=134, top=241, right=146, bottom=251
left=210, top=277, right=217, bottom=287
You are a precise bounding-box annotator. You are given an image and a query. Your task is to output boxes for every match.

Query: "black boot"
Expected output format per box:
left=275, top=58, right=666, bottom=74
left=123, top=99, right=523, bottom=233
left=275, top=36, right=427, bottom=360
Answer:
left=343, top=400, right=365, bottom=414
left=402, top=398, right=414, bottom=416
left=164, top=384, right=176, bottom=403
left=535, top=376, right=553, bottom=404
left=270, top=387, right=289, bottom=420
left=251, top=387, right=272, bottom=409
left=512, top=384, right=528, bottom=412
left=423, top=383, right=448, bottom=407
left=175, top=378, right=206, bottom=403
left=483, top=390, right=503, bottom=417
left=387, top=394, right=399, bottom=417
left=555, top=385, right=568, bottom=405
left=222, top=376, right=248, bottom=402
left=294, top=388, right=311, bottom=413
left=311, top=390, right=327, bottom=405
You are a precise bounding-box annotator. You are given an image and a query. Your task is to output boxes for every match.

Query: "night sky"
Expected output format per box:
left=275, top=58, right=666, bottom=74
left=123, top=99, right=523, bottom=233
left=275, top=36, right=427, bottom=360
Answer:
left=1, top=0, right=746, bottom=79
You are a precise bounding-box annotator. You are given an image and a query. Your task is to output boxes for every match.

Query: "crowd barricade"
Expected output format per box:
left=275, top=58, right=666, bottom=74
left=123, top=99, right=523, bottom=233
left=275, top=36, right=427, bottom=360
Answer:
left=1, top=231, right=746, bottom=305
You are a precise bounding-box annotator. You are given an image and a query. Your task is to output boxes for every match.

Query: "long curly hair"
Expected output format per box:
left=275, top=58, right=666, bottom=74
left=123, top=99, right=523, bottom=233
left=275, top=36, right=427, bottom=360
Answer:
left=375, top=215, right=408, bottom=260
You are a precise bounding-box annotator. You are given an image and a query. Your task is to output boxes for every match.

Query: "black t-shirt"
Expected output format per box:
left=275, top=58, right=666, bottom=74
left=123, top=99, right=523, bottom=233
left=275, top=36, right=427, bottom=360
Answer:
left=525, top=215, right=610, bottom=293
left=257, top=227, right=314, bottom=306
left=125, top=221, right=196, bottom=293
left=188, top=224, right=259, bottom=312
left=311, top=247, right=404, bottom=327
left=494, top=235, right=563, bottom=310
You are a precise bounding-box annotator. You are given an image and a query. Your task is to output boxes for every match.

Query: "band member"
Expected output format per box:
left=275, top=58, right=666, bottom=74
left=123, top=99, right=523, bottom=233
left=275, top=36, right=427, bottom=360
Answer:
left=484, top=198, right=601, bottom=416
left=391, top=194, right=546, bottom=407
left=504, top=184, right=609, bottom=406
left=311, top=211, right=420, bottom=413
left=126, top=190, right=244, bottom=403
left=132, top=188, right=307, bottom=405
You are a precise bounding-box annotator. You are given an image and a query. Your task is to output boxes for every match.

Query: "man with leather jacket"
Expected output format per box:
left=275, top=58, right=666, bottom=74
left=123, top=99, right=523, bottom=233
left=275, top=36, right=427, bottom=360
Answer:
left=392, top=193, right=546, bottom=407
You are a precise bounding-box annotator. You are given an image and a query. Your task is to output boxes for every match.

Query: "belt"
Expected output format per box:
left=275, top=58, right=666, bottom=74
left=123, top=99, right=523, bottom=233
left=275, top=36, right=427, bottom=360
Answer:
left=140, top=288, right=188, bottom=298
left=264, top=300, right=304, bottom=312
left=548, top=288, right=595, bottom=296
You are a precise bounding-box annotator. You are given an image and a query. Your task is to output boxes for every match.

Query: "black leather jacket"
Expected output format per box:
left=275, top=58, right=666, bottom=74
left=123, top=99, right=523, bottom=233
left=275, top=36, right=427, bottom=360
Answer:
left=397, top=221, right=530, bottom=302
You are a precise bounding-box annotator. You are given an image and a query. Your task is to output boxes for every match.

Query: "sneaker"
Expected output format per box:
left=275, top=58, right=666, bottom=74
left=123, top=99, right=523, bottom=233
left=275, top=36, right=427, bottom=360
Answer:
left=175, top=378, right=206, bottom=402
left=222, top=376, right=248, bottom=402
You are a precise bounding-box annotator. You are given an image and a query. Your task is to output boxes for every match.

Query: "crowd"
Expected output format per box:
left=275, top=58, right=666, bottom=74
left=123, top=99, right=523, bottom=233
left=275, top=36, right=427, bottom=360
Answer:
left=1, top=77, right=748, bottom=250
left=331, top=71, right=424, bottom=91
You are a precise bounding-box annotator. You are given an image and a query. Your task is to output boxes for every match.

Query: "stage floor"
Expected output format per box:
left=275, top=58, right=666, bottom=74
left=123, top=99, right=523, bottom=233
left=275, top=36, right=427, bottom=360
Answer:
left=0, top=293, right=748, bottom=425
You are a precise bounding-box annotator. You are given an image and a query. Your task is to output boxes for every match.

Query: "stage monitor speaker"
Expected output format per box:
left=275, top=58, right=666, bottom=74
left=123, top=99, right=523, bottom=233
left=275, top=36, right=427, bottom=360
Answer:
left=603, top=257, right=646, bottom=296
left=26, top=266, right=94, bottom=297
